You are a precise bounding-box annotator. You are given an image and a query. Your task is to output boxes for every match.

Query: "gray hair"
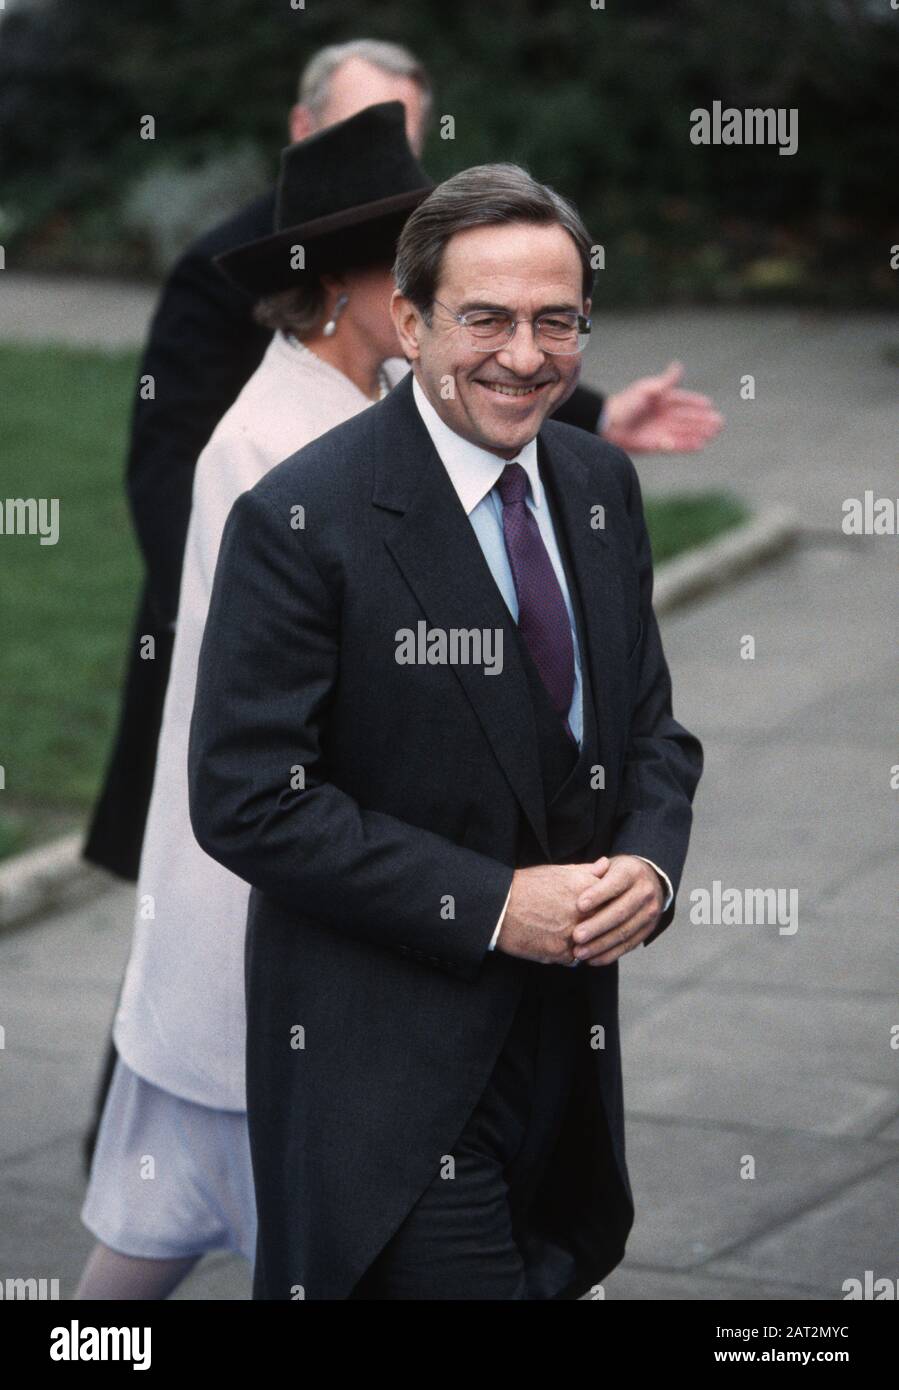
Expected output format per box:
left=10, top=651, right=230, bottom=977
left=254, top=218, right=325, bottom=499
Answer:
left=393, top=164, right=595, bottom=322
left=298, top=39, right=432, bottom=131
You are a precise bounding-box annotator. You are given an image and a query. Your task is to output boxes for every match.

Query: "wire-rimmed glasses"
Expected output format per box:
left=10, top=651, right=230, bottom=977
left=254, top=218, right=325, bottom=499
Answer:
left=432, top=299, right=591, bottom=355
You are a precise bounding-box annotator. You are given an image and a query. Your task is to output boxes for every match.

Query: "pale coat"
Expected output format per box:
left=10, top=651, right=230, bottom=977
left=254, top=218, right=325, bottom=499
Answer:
left=113, top=333, right=407, bottom=1108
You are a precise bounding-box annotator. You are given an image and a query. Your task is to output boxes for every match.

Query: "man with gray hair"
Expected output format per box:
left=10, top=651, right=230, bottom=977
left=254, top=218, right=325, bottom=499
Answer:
left=296, top=37, right=432, bottom=130
left=188, top=162, right=703, bottom=1299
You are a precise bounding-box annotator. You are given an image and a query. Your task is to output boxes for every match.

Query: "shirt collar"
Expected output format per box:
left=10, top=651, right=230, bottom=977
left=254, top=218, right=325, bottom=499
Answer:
left=411, top=374, right=543, bottom=515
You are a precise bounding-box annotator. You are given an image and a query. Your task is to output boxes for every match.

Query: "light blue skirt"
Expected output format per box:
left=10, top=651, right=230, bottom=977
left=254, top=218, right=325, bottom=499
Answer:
left=81, top=1055, right=256, bottom=1263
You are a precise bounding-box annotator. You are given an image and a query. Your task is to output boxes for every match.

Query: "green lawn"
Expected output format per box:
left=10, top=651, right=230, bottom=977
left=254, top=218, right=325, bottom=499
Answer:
left=0, top=343, right=746, bottom=860
left=644, top=492, right=747, bottom=565
left=0, top=344, right=141, bottom=857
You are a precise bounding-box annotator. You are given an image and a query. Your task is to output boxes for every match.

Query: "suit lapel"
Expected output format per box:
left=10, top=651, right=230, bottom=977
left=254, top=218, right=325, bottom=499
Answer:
left=371, top=377, right=550, bottom=857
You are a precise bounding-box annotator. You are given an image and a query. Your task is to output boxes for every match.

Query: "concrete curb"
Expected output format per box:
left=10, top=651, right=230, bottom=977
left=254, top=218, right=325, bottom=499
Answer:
left=653, top=505, right=799, bottom=615
left=0, top=832, right=109, bottom=934
left=0, top=505, right=799, bottom=934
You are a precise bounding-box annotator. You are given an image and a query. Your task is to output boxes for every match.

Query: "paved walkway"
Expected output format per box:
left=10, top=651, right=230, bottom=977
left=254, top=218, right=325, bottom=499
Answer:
left=0, top=276, right=895, bottom=1299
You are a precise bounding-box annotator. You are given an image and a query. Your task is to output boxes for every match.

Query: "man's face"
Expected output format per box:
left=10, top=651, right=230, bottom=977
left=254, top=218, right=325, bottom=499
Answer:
left=392, top=222, right=588, bottom=460
left=290, top=57, right=427, bottom=155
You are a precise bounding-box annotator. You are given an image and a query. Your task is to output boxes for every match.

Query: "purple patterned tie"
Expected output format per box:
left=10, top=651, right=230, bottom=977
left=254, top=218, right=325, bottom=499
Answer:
left=497, top=462, right=575, bottom=731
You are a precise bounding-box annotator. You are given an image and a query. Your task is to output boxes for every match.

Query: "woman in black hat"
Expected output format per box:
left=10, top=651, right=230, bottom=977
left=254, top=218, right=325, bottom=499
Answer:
left=75, top=103, right=432, bottom=1300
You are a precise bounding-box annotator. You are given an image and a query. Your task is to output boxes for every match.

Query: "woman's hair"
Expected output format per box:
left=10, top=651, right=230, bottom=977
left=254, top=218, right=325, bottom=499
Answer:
left=253, top=283, right=327, bottom=339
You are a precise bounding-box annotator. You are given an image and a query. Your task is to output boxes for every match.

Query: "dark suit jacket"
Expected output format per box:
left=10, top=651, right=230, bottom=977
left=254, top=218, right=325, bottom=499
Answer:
left=187, top=372, right=702, bottom=1300
left=84, top=188, right=607, bottom=880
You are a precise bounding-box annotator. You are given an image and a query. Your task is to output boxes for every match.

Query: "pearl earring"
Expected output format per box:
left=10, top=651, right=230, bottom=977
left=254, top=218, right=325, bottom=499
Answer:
left=322, top=293, right=349, bottom=338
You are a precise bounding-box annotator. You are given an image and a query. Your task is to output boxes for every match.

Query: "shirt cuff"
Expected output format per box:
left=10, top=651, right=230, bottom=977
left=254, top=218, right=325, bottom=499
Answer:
left=633, top=856, right=673, bottom=912
left=488, top=880, right=514, bottom=950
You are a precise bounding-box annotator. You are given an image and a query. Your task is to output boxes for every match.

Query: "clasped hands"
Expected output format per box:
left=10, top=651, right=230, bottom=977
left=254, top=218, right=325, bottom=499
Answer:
left=496, top=855, right=664, bottom=967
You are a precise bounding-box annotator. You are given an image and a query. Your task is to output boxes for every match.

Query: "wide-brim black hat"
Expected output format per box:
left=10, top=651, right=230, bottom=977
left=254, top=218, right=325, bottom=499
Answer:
left=216, top=101, right=433, bottom=296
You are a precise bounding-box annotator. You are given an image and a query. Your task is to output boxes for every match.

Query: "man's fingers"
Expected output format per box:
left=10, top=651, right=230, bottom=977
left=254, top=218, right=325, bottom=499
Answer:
left=659, top=402, right=723, bottom=423
left=572, top=883, right=647, bottom=947
left=661, top=389, right=716, bottom=409
left=583, top=918, right=656, bottom=966
left=576, top=860, right=633, bottom=913
left=578, top=912, right=653, bottom=962
left=641, top=417, right=724, bottom=451
left=654, top=360, right=683, bottom=391
left=657, top=425, right=722, bottom=448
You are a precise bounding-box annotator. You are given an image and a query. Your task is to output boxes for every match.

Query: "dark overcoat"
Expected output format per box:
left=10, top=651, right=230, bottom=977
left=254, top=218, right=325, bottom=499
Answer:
left=188, top=373, right=702, bottom=1300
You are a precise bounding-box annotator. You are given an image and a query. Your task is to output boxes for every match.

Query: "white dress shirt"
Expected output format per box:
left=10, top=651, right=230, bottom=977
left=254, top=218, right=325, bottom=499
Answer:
left=410, top=376, right=673, bottom=951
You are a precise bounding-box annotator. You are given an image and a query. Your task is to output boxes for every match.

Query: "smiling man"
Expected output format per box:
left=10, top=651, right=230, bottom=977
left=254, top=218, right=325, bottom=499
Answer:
left=188, top=163, right=703, bottom=1300
left=398, top=217, right=588, bottom=452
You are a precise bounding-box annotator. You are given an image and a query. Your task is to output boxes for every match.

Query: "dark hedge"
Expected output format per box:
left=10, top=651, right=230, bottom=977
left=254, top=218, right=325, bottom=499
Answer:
left=0, top=0, right=895, bottom=304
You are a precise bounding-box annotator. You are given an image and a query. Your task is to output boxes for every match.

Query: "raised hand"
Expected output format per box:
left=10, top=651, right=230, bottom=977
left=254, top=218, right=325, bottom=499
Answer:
left=601, top=360, right=723, bottom=454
